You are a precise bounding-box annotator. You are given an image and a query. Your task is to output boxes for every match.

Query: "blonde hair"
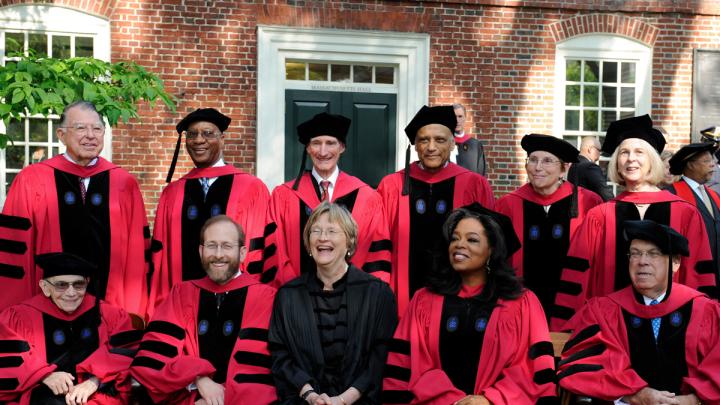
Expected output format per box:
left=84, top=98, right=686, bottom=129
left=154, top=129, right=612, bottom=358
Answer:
left=607, top=138, right=665, bottom=186
left=303, top=201, right=358, bottom=260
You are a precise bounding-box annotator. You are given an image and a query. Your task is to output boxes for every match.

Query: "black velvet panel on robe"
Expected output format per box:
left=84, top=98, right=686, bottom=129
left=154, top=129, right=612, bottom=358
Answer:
left=614, top=202, right=671, bottom=291
left=439, top=295, right=494, bottom=395
left=522, top=196, right=572, bottom=316
left=180, top=175, right=233, bottom=281
left=408, top=177, right=455, bottom=297
left=197, top=287, right=249, bottom=384
left=622, top=300, right=692, bottom=393
left=55, top=170, right=110, bottom=298
left=42, top=303, right=101, bottom=376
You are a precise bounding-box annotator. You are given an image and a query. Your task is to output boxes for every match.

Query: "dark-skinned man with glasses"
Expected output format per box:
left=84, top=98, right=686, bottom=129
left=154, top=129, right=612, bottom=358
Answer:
left=148, top=108, right=269, bottom=318
left=0, top=100, right=151, bottom=320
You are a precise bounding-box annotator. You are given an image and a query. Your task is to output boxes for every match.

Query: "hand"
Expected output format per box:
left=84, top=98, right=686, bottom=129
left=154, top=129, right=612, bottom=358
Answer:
left=675, top=394, right=701, bottom=405
left=195, top=376, right=224, bottom=405
left=625, top=387, right=680, bottom=405
left=42, top=371, right=75, bottom=395
left=454, top=395, right=491, bottom=405
left=195, top=400, right=208, bottom=405
left=312, top=393, right=338, bottom=405
left=65, top=378, right=99, bottom=405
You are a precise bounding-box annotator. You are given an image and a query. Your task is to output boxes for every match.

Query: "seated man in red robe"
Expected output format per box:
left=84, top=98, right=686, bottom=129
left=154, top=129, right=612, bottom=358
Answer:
left=558, top=220, right=720, bottom=404
left=131, top=215, right=277, bottom=405
left=0, top=252, right=140, bottom=405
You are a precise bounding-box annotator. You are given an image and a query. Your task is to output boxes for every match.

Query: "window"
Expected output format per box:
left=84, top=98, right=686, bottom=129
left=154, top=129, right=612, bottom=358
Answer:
left=285, top=60, right=396, bottom=85
left=0, top=5, right=110, bottom=205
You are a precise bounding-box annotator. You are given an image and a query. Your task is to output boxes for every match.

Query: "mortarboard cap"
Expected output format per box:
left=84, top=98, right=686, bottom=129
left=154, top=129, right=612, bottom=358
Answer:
left=623, top=220, right=689, bottom=257
left=36, top=252, right=96, bottom=279
left=404, top=105, right=456, bottom=145
left=668, top=142, right=716, bottom=175
left=601, top=114, right=666, bottom=155
left=296, top=112, right=351, bottom=145
left=521, top=134, right=580, bottom=163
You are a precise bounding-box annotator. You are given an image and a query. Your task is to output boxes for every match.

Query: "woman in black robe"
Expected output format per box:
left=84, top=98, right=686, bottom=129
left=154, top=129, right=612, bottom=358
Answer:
left=269, top=201, right=398, bottom=405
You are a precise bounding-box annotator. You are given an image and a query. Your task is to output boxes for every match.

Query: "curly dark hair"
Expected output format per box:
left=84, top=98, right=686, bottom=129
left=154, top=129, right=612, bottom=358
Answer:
left=426, top=208, right=523, bottom=304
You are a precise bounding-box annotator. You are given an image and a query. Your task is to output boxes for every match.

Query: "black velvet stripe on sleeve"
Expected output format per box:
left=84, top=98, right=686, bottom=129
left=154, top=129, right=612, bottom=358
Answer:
left=263, top=222, right=278, bottom=237
left=0, top=238, right=27, bottom=254
left=564, top=256, right=590, bottom=272
left=383, top=364, right=411, bottom=382
left=557, top=363, right=603, bottom=380
left=233, top=351, right=272, bottom=368
left=0, top=263, right=24, bottom=279
left=552, top=305, right=575, bottom=322
left=536, top=396, right=559, bottom=404
left=146, top=321, right=186, bottom=340
left=369, top=239, right=392, bottom=252
left=246, top=261, right=263, bottom=275
left=0, top=214, right=31, bottom=230
left=696, top=260, right=716, bottom=274
left=698, top=285, right=719, bottom=299
left=233, top=373, right=274, bottom=386
left=130, top=356, right=165, bottom=370
left=138, top=340, right=178, bottom=358
left=260, top=267, right=278, bottom=284
left=387, top=338, right=411, bottom=356
left=109, top=347, right=137, bottom=358
left=533, top=368, right=556, bottom=385
left=150, top=239, right=163, bottom=253
left=0, top=340, right=30, bottom=353
left=0, top=356, right=23, bottom=368
left=249, top=237, right=265, bottom=251
left=562, top=324, right=601, bottom=353
left=0, top=377, right=19, bottom=390
left=557, top=280, right=583, bottom=296
left=382, top=390, right=414, bottom=404
left=557, top=343, right=606, bottom=367
left=109, top=330, right=144, bottom=347
left=362, top=261, right=392, bottom=273
left=528, top=341, right=554, bottom=359
left=263, top=244, right=277, bottom=259
left=143, top=225, right=151, bottom=239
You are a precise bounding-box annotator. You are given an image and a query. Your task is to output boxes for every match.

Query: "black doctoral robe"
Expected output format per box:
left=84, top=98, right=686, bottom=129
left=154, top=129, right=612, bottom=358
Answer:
left=269, top=266, right=398, bottom=404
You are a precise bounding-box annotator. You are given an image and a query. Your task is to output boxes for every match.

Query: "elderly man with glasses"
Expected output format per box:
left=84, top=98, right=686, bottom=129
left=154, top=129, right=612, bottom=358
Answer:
left=148, top=108, right=269, bottom=318
left=0, top=100, right=151, bottom=319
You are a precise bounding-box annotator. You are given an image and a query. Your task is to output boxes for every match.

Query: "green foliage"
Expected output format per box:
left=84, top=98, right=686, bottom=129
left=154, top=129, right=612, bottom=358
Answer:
left=0, top=52, right=176, bottom=148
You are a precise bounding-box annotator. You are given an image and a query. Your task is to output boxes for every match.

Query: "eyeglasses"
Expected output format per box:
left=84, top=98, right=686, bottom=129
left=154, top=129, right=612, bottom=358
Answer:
left=309, top=228, right=343, bottom=238
left=185, top=130, right=222, bottom=140
left=61, top=123, right=105, bottom=136
left=201, top=242, right=239, bottom=252
left=627, top=249, right=664, bottom=260
left=45, top=279, right=89, bottom=292
left=526, top=157, right=561, bottom=167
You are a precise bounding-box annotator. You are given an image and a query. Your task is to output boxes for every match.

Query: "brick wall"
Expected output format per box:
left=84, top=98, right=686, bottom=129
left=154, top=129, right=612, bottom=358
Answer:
left=2, top=0, right=720, bottom=217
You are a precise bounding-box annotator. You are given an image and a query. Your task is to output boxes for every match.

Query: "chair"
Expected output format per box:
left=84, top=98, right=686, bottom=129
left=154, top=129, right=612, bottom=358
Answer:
left=551, top=332, right=573, bottom=405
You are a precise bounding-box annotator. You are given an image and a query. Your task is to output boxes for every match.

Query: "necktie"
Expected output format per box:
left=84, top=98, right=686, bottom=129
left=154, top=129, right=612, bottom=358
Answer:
left=79, top=178, right=87, bottom=203
left=698, top=185, right=715, bottom=218
left=200, top=178, right=210, bottom=197
left=320, top=180, right=331, bottom=201
left=650, top=299, right=661, bottom=342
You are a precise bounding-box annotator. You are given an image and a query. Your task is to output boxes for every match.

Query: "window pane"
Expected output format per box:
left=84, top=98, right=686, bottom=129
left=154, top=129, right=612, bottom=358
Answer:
left=52, top=35, right=71, bottom=59
left=75, top=36, right=93, bottom=57
left=29, top=146, right=47, bottom=164
left=53, top=146, right=61, bottom=156
left=621, top=63, right=636, bottom=83
left=331, top=65, right=350, bottom=82
left=285, top=62, right=305, bottom=80
left=6, top=146, right=24, bottom=169
left=584, top=85, right=599, bottom=107
left=620, top=110, right=635, bottom=119
left=566, top=60, right=581, bottom=81
left=603, top=62, right=617, bottom=83
left=602, top=111, right=617, bottom=131
left=29, top=120, right=48, bottom=142
left=353, top=65, right=372, bottom=83
left=50, top=121, right=59, bottom=142
left=583, top=110, right=598, bottom=132
left=375, top=66, right=394, bottom=84
left=602, top=86, right=617, bottom=107
left=565, top=110, right=580, bottom=131
left=5, top=32, right=23, bottom=56
left=621, top=87, right=635, bottom=108
left=308, top=63, right=327, bottom=81
left=566, top=85, right=580, bottom=106
left=28, top=33, right=47, bottom=57
left=584, top=61, right=599, bottom=82
left=6, top=120, right=24, bottom=142
left=5, top=173, right=17, bottom=191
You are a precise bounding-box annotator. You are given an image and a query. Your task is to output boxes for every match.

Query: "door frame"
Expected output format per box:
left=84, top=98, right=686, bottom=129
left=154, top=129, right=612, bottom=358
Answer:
left=257, top=25, right=429, bottom=189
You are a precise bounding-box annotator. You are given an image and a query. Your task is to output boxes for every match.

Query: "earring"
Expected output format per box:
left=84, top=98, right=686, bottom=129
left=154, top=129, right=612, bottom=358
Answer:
left=485, top=262, right=492, bottom=275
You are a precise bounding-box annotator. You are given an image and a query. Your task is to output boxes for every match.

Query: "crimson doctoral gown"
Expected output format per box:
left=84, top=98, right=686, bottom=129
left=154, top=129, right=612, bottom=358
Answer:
left=377, top=162, right=495, bottom=315
left=382, top=288, right=556, bottom=404
left=149, top=165, right=270, bottom=317
left=261, top=171, right=391, bottom=287
left=1, top=155, right=150, bottom=316
left=558, top=283, right=720, bottom=403
left=495, top=182, right=602, bottom=315
left=552, top=190, right=716, bottom=330
left=130, top=274, right=277, bottom=405
left=0, top=294, right=140, bottom=405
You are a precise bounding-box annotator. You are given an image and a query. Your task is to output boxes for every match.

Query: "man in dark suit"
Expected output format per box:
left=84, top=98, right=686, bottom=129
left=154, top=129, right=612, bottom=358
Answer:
left=568, top=136, right=614, bottom=201
left=451, top=103, right=486, bottom=175
left=700, top=126, right=720, bottom=195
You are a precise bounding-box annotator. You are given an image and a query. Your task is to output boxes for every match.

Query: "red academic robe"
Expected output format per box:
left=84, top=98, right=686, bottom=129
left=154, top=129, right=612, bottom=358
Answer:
left=495, top=183, right=602, bottom=314
left=262, top=171, right=391, bottom=287
left=382, top=288, right=556, bottom=404
left=558, top=284, right=720, bottom=403
left=1, top=155, right=150, bottom=317
left=552, top=190, right=716, bottom=331
left=149, top=165, right=270, bottom=317
left=377, top=162, right=495, bottom=315
left=130, top=274, right=277, bottom=405
left=0, top=294, right=139, bottom=405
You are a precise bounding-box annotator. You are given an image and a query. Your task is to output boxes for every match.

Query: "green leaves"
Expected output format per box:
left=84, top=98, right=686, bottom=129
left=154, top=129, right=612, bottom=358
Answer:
left=0, top=54, right=176, bottom=146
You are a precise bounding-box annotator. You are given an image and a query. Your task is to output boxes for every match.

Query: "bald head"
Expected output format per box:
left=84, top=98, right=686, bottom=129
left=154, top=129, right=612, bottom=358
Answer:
left=580, top=136, right=601, bottom=162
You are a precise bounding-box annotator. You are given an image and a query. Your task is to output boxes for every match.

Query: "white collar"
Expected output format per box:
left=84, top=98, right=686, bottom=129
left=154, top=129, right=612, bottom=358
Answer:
left=682, top=175, right=702, bottom=190
left=311, top=166, right=340, bottom=185
left=642, top=292, right=667, bottom=305
left=196, top=158, right=225, bottom=169
left=63, top=153, right=98, bottom=167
